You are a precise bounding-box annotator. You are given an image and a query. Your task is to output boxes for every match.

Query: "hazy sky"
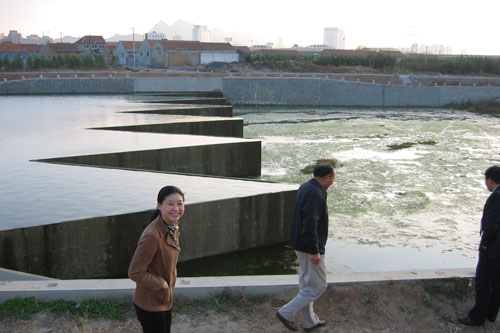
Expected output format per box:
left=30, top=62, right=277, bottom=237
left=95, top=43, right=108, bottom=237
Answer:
left=1, top=0, right=499, bottom=55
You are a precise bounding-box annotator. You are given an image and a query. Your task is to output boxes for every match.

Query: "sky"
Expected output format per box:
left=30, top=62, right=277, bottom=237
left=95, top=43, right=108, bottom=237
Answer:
left=1, top=0, right=500, bottom=55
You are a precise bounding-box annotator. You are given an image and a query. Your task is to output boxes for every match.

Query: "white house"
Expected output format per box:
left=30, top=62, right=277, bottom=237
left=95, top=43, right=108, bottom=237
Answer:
left=151, top=40, right=238, bottom=68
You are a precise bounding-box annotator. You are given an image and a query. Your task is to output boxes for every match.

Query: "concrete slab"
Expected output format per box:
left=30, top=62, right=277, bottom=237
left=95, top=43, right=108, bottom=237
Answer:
left=89, top=115, right=244, bottom=137
left=0, top=268, right=55, bottom=281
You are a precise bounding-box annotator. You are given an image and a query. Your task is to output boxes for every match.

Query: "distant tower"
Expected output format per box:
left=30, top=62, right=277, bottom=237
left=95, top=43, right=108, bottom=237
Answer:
left=323, top=27, right=345, bottom=49
left=8, top=30, right=22, bottom=44
left=192, top=25, right=209, bottom=42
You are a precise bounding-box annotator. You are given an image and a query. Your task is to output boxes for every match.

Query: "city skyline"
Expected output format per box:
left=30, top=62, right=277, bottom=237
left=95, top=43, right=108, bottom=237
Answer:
left=1, top=0, right=500, bottom=55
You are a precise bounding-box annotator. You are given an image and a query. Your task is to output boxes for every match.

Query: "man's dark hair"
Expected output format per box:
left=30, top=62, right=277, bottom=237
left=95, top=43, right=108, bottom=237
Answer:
left=485, top=165, right=500, bottom=184
left=314, top=164, right=334, bottom=177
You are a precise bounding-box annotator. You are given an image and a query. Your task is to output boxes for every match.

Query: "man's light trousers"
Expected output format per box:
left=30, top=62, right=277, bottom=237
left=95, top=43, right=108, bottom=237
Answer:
left=278, top=250, right=327, bottom=329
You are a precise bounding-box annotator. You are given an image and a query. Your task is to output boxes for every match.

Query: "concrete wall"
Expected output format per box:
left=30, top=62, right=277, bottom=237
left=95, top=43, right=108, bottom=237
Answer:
left=0, top=77, right=135, bottom=94
left=125, top=106, right=233, bottom=117
left=37, top=142, right=261, bottom=178
left=134, top=77, right=223, bottom=93
left=94, top=119, right=244, bottom=137
left=0, top=190, right=297, bottom=279
left=221, top=77, right=500, bottom=106
left=2, top=76, right=500, bottom=106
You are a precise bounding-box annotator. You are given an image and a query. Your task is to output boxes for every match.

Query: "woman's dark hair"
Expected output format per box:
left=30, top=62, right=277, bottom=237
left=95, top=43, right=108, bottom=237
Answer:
left=485, top=165, right=500, bottom=184
left=148, top=186, right=185, bottom=223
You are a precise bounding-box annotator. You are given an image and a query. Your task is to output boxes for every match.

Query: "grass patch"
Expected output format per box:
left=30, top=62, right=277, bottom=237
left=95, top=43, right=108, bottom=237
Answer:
left=421, top=277, right=472, bottom=301
left=388, top=140, right=437, bottom=150
left=0, top=297, right=45, bottom=320
left=0, top=297, right=127, bottom=321
left=301, top=158, right=338, bottom=174
left=388, top=142, right=415, bottom=150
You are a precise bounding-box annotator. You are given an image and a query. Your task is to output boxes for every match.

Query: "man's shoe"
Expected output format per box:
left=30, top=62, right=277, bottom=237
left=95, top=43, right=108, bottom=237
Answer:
left=458, top=316, right=483, bottom=326
left=275, top=311, right=298, bottom=331
left=304, top=319, right=328, bottom=332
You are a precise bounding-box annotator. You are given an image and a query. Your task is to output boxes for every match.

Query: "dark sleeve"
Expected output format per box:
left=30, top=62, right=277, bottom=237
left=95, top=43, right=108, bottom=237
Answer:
left=480, top=192, right=500, bottom=248
left=300, top=190, right=325, bottom=254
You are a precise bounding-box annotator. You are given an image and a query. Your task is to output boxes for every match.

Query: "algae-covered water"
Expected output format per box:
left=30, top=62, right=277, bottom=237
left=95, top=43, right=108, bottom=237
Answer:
left=231, top=106, right=500, bottom=274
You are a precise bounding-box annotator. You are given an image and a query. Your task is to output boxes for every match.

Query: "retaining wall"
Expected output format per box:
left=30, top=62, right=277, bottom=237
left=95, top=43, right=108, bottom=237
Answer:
left=2, top=76, right=500, bottom=106
left=0, top=77, right=134, bottom=94
left=0, top=190, right=296, bottom=279
left=222, top=77, right=500, bottom=106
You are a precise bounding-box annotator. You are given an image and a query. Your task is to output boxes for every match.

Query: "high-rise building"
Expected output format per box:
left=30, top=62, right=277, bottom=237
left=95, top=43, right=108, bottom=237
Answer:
left=8, top=30, right=22, bottom=44
left=323, top=27, right=345, bottom=49
left=192, top=25, right=209, bottom=42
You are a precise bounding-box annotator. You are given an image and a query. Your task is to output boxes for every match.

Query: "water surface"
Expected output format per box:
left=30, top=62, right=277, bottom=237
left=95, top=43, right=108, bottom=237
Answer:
left=236, top=105, right=500, bottom=273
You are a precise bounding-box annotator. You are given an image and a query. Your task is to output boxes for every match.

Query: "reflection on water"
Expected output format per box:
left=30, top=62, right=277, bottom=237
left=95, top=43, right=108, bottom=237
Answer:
left=235, top=105, right=500, bottom=273
left=178, top=243, right=297, bottom=277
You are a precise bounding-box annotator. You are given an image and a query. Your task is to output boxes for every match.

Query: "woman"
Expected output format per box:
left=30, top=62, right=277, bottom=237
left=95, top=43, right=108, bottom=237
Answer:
left=129, top=185, right=184, bottom=333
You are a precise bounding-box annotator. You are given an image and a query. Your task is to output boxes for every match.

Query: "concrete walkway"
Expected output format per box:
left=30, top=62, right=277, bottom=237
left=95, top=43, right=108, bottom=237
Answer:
left=0, top=267, right=475, bottom=303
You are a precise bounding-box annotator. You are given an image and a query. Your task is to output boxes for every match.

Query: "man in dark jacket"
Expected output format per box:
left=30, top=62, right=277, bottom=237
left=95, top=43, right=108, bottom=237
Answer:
left=459, top=165, right=500, bottom=326
left=276, top=164, right=335, bottom=332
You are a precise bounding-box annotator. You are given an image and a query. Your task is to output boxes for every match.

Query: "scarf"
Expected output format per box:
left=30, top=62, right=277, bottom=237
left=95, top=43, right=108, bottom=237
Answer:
left=160, top=214, right=181, bottom=252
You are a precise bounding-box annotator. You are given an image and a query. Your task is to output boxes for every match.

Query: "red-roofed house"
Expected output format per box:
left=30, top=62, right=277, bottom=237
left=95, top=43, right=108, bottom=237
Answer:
left=74, top=35, right=106, bottom=54
left=0, top=43, right=40, bottom=63
left=151, top=40, right=238, bottom=68
left=40, top=43, right=82, bottom=57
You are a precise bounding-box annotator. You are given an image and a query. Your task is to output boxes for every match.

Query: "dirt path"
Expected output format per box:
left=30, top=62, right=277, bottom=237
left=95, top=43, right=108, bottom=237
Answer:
left=1, top=279, right=499, bottom=332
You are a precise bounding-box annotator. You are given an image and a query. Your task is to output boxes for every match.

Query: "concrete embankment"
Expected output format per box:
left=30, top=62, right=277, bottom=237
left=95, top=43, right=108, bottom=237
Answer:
left=1, top=76, right=500, bottom=106
left=0, top=268, right=474, bottom=303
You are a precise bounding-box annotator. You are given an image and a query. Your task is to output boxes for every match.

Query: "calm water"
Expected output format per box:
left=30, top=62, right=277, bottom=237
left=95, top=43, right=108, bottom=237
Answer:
left=1, top=95, right=499, bottom=275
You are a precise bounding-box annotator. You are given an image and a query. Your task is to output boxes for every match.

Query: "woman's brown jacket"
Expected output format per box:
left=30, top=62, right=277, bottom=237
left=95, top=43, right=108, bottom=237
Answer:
left=128, top=216, right=180, bottom=311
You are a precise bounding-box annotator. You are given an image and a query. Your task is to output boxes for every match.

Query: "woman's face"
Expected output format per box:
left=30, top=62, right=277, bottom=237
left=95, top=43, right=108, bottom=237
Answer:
left=158, top=193, right=185, bottom=224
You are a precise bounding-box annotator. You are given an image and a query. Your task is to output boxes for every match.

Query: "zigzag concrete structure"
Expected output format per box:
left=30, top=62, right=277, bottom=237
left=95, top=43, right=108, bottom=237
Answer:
left=1, top=75, right=488, bottom=304
left=0, top=93, right=298, bottom=280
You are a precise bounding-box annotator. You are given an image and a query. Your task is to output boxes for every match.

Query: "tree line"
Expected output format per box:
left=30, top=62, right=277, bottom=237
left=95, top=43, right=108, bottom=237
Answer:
left=0, top=54, right=117, bottom=71
left=245, top=53, right=500, bottom=75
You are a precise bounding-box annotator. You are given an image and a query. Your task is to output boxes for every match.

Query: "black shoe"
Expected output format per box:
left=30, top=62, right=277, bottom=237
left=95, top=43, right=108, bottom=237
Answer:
left=275, top=311, right=298, bottom=331
left=488, top=316, right=496, bottom=323
left=304, top=319, right=328, bottom=332
left=458, top=316, right=483, bottom=326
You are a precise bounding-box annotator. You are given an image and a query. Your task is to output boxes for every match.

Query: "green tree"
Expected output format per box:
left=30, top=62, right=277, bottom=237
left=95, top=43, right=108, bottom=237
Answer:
left=95, top=54, right=105, bottom=68
left=11, top=55, right=23, bottom=70
left=3, top=55, right=11, bottom=70
left=82, top=54, right=94, bottom=68
left=111, top=54, right=119, bottom=66
left=26, top=55, right=34, bottom=69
